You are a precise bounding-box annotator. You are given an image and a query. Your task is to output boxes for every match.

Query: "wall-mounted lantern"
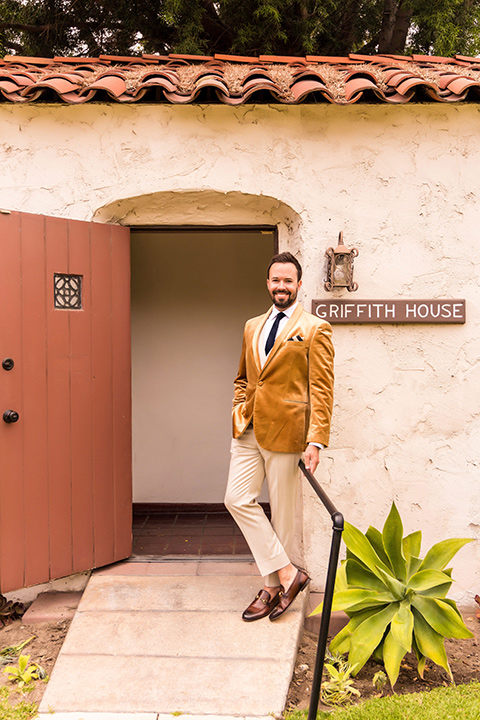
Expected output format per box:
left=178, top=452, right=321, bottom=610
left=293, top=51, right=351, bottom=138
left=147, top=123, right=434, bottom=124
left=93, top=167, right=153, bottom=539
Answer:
left=324, top=232, right=358, bottom=292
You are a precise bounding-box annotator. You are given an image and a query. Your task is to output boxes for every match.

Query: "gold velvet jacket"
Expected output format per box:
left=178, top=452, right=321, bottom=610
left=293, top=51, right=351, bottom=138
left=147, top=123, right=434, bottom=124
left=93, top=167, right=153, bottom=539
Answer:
left=232, top=304, right=334, bottom=452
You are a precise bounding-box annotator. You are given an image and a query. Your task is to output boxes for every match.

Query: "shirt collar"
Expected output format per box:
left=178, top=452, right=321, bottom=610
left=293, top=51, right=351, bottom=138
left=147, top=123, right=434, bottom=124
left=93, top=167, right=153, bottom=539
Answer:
left=269, top=301, right=298, bottom=320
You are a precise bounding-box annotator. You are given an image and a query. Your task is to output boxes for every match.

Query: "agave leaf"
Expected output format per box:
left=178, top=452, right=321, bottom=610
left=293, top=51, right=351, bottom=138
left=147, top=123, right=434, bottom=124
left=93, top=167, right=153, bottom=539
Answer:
left=374, top=566, right=405, bottom=601
left=383, top=629, right=406, bottom=687
left=412, top=595, right=474, bottom=639
left=412, top=607, right=452, bottom=679
left=343, top=522, right=392, bottom=581
left=345, top=558, right=386, bottom=592
left=418, top=538, right=473, bottom=572
left=329, top=606, right=387, bottom=654
left=365, top=526, right=391, bottom=569
left=412, top=636, right=426, bottom=676
left=329, top=606, right=386, bottom=655
left=408, top=569, right=452, bottom=592
left=382, top=503, right=407, bottom=582
left=331, top=589, right=395, bottom=613
left=348, top=603, right=399, bottom=675
left=419, top=581, right=452, bottom=599
left=407, top=555, right=423, bottom=577
left=390, top=603, right=414, bottom=652
left=372, top=641, right=385, bottom=663
left=310, top=562, right=347, bottom=616
left=442, top=597, right=465, bottom=620
left=402, top=531, right=422, bottom=578
left=402, top=530, right=422, bottom=559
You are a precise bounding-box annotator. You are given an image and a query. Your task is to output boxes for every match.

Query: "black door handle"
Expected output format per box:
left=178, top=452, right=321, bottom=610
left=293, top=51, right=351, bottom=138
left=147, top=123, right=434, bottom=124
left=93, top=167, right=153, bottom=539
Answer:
left=3, top=410, right=19, bottom=423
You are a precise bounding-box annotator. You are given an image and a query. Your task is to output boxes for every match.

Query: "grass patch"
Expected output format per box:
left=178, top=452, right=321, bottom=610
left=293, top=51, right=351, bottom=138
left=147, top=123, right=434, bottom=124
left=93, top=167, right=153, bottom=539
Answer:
left=286, top=681, right=480, bottom=720
left=0, top=686, right=38, bottom=720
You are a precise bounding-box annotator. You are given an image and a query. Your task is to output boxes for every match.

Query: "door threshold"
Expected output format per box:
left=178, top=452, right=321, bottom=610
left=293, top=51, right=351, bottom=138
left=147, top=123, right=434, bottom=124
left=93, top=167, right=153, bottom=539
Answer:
left=127, top=554, right=254, bottom=563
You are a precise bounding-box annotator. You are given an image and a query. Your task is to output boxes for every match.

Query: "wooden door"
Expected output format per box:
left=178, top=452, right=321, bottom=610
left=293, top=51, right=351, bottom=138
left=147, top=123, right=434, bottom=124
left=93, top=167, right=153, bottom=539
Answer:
left=0, top=211, right=131, bottom=593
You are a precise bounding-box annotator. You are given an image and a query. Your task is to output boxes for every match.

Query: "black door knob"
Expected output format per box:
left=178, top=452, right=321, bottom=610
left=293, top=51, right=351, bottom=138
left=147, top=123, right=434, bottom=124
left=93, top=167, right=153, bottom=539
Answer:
left=3, top=410, right=19, bottom=423
left=2, top=358, right=14, bottom=371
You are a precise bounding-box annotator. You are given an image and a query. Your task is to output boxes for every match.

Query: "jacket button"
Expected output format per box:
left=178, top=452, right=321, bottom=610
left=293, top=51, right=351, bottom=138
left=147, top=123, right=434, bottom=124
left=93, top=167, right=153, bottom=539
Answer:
left=258, top=381, right=264, bottom=387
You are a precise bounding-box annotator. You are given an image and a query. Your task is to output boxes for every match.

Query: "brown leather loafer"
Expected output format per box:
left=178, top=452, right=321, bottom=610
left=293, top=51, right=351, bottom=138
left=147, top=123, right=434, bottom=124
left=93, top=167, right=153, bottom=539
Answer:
left=242, top=588, right=281, bottom=622
left=269, top=569, right=310, bottom=621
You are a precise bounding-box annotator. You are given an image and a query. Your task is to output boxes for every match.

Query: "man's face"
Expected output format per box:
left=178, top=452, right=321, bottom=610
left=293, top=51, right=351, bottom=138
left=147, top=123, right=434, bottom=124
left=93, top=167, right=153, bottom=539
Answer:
left=267, top=262, right=302, bottom=310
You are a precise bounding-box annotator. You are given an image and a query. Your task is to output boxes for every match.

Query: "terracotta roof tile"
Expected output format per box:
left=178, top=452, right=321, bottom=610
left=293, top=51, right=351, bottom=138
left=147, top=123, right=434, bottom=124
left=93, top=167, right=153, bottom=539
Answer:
left=1, top=52, right=480, bottom=105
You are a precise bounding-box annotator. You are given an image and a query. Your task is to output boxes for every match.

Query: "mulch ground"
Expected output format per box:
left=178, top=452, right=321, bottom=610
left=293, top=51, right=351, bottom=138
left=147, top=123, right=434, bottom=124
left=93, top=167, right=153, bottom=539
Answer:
left=286, top=606, right=480, bottom=712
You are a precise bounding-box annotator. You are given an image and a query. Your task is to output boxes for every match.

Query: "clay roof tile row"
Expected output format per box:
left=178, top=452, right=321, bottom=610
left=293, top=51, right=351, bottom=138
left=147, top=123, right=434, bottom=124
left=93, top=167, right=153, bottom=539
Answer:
left=1, top=52, right=480, bottom=105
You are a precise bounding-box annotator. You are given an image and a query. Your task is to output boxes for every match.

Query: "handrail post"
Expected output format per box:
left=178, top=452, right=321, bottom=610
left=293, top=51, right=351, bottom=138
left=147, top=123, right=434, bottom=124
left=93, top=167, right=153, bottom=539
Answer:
left=298, top=460, right=344, bottom=720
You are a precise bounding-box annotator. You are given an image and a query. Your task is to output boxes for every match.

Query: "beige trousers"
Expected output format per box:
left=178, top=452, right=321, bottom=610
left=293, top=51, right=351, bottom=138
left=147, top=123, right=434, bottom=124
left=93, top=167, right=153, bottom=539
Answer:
left=224, top=426, right=301, bottom=587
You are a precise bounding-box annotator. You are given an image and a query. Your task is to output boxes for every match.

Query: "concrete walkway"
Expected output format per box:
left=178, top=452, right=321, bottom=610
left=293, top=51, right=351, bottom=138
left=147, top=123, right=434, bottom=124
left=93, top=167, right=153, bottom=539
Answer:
left=37, top=559, right=309, bottom=720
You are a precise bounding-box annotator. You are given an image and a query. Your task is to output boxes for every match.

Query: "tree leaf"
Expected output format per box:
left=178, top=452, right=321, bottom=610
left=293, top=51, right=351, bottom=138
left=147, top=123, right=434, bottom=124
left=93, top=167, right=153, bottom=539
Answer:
left=418, top=538, right=473, bottom=572
left=408, top=569, right=452, bottom=592
left=390, top=603, right=414, bottom=652
left=383, top=629, right=406, bottom=687
left=382, top=502, right=406, bottom=582
left=412, top=607, right=452, bottom=679
left=348, top=603, right=399, bottom=675
left=412, top=596, right=474, bottom=639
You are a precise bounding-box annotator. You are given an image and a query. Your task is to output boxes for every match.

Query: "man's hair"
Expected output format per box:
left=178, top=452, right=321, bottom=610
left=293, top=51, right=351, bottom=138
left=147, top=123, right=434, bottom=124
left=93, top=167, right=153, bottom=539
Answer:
left=267, top=252, right=302, bottom=282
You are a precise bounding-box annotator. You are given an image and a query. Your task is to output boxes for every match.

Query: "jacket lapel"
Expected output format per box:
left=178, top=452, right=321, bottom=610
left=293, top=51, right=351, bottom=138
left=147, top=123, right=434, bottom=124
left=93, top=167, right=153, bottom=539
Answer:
left=252, top=311, right=270, bottom=372
left=260, top=304, right=304, bottom=373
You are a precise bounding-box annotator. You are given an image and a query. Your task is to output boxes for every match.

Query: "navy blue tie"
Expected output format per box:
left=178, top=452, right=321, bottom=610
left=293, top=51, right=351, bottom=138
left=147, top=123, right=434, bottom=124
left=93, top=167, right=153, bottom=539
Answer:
left=265, top=312, right=286, bottom=355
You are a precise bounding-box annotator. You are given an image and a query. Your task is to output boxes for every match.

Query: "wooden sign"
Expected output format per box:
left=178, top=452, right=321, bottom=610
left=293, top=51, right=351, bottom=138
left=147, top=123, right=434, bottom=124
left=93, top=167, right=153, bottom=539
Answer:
left=312, top=299, right=466, bottom=324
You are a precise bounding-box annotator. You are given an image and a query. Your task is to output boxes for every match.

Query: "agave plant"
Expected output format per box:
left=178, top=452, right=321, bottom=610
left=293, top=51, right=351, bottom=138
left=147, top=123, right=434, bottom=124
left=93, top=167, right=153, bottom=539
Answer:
left=312, top=502, right=473, bottom=687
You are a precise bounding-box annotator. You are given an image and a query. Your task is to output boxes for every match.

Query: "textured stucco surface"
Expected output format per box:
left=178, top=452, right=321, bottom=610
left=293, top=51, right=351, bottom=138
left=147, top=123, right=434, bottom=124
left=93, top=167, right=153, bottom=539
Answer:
left=1, top=102, right=479, bottom=600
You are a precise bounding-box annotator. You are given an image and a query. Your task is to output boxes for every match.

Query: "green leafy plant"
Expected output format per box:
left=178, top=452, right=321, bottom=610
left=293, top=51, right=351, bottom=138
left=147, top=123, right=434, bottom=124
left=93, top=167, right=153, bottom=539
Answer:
left=372, top=670, right=388, bottom=694
left=321, top=659, right=361, bottom=706
left=0, top=593, right=24, bottom=628
left=3, top=654, right=46, bottom=688
left=0, top=637, right=35, bottom=667
left=312, top=502, right=473, bottom=687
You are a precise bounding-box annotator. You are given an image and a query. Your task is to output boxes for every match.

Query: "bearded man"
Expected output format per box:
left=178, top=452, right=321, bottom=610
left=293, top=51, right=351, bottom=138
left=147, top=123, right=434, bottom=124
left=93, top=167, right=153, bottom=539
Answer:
left=225, top=251, right=334, bottom=622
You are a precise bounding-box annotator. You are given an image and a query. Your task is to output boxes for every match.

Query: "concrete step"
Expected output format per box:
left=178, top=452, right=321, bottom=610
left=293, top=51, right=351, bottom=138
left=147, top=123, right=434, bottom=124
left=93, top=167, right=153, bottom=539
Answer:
left=38, top=560, right=309, bottom=719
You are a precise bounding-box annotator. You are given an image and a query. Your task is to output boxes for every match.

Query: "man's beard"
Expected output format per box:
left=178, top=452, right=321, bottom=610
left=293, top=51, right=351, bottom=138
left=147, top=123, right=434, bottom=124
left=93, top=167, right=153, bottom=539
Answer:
left=270, top=290, right=296, bottom=309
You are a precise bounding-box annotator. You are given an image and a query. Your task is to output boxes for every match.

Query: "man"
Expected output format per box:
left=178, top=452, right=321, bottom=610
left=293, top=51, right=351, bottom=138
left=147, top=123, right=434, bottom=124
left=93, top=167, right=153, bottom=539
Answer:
left=225, top=251, right=334, bottom=622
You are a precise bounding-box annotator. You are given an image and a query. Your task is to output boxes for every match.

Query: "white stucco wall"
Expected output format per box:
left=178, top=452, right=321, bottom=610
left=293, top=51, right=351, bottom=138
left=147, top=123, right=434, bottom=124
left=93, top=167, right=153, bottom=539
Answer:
left=1, top=101, right=479, bottom=601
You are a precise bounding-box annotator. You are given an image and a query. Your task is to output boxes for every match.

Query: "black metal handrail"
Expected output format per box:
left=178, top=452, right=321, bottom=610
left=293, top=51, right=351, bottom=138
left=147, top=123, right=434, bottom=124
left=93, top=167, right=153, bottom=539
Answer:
left=298, top=459, right=344, bottom=720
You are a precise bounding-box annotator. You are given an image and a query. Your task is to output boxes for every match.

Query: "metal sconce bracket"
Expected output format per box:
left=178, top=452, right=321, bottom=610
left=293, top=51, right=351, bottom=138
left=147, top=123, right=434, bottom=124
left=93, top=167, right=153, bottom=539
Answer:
left=324, top=231, right=358, bottom=292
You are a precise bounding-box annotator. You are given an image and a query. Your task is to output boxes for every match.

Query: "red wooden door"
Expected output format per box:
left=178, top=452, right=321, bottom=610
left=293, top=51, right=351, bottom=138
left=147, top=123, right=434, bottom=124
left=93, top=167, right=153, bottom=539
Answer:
left=0, top=210, right=131, bottom=593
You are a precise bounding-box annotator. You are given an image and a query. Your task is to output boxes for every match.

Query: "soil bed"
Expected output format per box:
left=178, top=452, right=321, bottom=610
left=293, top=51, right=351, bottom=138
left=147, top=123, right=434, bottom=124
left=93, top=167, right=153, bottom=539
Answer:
left=0, top=618, right=71, bottom=708
left=286, top=607, right=480, bottom=712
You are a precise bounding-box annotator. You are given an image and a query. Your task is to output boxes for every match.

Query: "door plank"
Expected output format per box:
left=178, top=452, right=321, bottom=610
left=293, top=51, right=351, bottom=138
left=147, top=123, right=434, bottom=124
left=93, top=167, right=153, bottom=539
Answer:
left=90, top=223, right=116, bottom=568
left=111, top=226, right=132, bottom=560
left=0, top=212, right=25, bottom=591
left=68, top=219, right=95, bottom=572
left=21, top=213, right=50, bottom=587
left=45, top=216, right=73, bottom=580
